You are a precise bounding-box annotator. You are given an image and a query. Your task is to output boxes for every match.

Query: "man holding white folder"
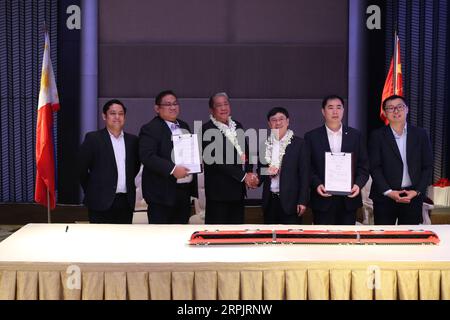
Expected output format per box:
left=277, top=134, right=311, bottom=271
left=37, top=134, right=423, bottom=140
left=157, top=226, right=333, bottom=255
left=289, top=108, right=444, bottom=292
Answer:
left=139, top=90, right=198, bottom=224
left=305, top=95, right=369, bottom=225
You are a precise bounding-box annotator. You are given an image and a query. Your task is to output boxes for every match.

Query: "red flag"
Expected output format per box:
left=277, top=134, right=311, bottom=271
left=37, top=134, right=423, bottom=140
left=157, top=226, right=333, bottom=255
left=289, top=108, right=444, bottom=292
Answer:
left=35, top=32, right=60, bottom=209
left=380, top=34, right=403, bottom=125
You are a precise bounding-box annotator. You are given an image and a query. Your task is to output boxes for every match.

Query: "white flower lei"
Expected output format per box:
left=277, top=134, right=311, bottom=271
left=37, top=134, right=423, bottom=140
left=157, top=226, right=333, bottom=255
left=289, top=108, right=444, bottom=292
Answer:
left=210, top=115, right=243, bottom=156
left=264, top=129, right=294, bottom=169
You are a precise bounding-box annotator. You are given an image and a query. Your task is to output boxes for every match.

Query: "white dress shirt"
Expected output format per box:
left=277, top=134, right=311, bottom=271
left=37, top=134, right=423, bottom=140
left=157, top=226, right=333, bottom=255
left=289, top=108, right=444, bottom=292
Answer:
left=108, top=130, right=127, bottom=193
left=325, top=124, right=343, bottom=153
left=392, top=124, right=412, bottom=188
left=166, top=120, right=193, bottom=184
left=383, top=123, right=412, bottom=196
left=270, top=138, right=281, bottom=193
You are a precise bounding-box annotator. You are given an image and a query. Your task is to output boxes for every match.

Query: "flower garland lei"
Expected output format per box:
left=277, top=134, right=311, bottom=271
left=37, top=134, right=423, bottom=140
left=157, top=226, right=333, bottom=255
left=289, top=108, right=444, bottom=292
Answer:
left=210, top=115, right=244, bottom=156
left=264, top=129, right=294, bottom=169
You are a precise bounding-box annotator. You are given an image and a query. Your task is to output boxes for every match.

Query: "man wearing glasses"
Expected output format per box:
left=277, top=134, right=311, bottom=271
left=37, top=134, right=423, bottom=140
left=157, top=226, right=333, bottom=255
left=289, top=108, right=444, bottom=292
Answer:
left=139, top=90, right=198, bottom=224
left=258, top=107, right=310, bottom=224
left=368, top=95, right=433, bottom=224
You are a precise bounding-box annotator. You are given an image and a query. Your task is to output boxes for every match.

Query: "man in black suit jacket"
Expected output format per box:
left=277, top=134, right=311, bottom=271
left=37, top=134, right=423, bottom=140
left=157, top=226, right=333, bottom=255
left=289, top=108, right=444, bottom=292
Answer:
left=79, top=99, right=140, bottom=223
left=139, top=90, right=198, bottom=224
left=369, top=95, right=433, bottom=224
left=202, top=92, right=258, bottom=224
left=304, top=95, right=369, bottom=225
left=258, top=107, right=310, bottom=224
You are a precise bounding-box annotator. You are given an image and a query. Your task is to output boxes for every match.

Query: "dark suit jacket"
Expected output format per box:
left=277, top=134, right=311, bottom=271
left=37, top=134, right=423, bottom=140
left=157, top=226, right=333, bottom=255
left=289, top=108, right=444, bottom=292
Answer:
left=139, top=116, right=198, bottom=206
left=304, top=125, right=369, bottom=211
left=79, top=128, right=140, bottom=211
left=202, top=119, right=253, bottom=202
left=258, top=136, right=310, bottom=216
left=368, top=124, right=433, bottom=202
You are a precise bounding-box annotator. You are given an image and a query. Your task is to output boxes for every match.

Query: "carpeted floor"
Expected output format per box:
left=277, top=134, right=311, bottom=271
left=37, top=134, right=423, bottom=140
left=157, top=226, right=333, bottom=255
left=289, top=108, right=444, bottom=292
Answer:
left=0, top=225, right=22, bottom=242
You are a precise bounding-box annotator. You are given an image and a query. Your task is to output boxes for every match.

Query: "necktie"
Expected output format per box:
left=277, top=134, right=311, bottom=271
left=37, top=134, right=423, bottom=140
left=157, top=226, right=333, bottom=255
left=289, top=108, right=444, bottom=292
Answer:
left=170, top=122, right=180, bottom=132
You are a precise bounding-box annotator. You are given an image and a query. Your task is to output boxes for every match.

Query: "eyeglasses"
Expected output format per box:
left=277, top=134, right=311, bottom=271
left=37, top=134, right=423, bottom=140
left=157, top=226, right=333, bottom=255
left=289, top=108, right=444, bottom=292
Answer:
left=269, top=117, right=287, bottom=123
left=384, top=104, right=406, bottom=113
left=107, top=111, right=125, bottom=117
left=158, top=101, right=179, bottom=108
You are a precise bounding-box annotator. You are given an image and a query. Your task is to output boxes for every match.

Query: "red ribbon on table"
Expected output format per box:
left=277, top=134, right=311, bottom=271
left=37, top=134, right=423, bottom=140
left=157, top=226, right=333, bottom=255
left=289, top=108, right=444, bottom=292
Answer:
left=433, top=178, right=450, bottom=187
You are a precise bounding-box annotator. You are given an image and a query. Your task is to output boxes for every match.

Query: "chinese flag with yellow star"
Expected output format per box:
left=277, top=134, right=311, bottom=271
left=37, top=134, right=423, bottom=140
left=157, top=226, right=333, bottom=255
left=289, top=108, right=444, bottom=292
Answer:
left=35, top=31, right=59, bottom=209
left=380, top=34, right=403, bottom=125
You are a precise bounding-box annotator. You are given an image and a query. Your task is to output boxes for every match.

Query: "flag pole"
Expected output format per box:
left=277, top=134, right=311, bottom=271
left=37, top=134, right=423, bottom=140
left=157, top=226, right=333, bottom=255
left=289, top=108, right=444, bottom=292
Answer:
left=47, top=187, right=51, bottom=223
left=393, top=29, right=398, bottom=95
left=42, top=21, right=48, bottom=33
left=45, top=22, right=51, bottom=224
left=36, top=23, right=59, bottom=219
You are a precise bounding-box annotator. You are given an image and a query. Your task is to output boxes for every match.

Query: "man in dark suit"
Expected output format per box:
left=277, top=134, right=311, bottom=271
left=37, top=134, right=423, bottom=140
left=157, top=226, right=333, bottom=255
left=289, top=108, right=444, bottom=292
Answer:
left=202, top=92, right=258, bottom=224
left=139, top=90, right=198, bottom=224
left=369, top=95, right=433, bottom=224
left=258, top=107, right=310, bottom=224
left=79, top=99, right=140, bottom=223
left=304, top=95, right=369, bottom=225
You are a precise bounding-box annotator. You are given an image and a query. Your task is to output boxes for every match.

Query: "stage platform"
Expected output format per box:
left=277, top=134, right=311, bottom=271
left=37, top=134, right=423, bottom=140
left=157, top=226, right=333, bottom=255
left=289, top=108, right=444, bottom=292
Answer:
left=1, top=224, right=450, bottom=300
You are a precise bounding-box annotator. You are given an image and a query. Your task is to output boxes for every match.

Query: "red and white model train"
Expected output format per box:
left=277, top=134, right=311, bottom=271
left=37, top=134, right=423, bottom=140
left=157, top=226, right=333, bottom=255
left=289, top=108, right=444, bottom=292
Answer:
left=189, top=229, right=440, bottom=245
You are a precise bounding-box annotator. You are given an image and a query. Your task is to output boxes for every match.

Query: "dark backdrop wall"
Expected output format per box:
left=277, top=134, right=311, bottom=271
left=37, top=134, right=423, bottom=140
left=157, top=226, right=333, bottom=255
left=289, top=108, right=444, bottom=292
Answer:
left=97, top=0, right=349, bottom=200
left=0, top=0, right=81, bottom=206
left=365, top=0, right=449, bottom=184
left=2, top=1, right=448, bottom=207
left=58, top=0, right=81, bottom=204
left=382, top=0, right=448, bottom=182
left=0, top=0, right=58, bottom=204
left=98, top=0, right=349, bottom=136
left=1, top=0, right=448, bottom=210
left=365, top=0, right=387, bottom=136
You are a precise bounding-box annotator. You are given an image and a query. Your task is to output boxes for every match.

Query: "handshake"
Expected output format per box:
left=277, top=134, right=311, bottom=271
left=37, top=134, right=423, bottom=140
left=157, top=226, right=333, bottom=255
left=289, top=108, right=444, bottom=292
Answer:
left=244, top=173, right=259, bottom=189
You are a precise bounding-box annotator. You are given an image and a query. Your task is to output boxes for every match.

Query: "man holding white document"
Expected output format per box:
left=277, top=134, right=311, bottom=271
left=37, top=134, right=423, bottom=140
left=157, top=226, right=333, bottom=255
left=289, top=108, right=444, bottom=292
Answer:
left=139, top=90, right=198, bottom=224
left=305, top=95, right=369, bottom=225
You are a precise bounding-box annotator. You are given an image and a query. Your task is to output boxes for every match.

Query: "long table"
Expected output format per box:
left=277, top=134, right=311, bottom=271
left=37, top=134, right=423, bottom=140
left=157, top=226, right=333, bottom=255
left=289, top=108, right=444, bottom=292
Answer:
left=1, top=223, right=450, bottom=300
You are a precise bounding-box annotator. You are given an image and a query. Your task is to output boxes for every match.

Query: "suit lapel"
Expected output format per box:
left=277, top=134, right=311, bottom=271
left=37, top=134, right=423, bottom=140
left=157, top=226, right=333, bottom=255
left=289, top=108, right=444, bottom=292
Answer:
left=384, top=126, right=402, bottom=160
left=101, top=128, right=118, bottom=172
left=341, top=125, right=351, bottom=153
left=157, top=116, right=174, bottom=151
left=406, top=125, right=414, bottom=165
left=179, top=120, right=190, bottom=132
left=279, top=138, right=293, bottom=182
left=124, top=133, right=130, bottom=181
left=211, top=119, right=237, bottom=158
left=320, top=126, right=331, bottom=152
left=157, top=116, right=173, bottom=136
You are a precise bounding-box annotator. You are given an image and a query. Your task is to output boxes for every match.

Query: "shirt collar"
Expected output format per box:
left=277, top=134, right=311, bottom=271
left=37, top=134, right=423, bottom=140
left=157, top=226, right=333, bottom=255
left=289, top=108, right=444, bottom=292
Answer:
left=165, top=120, right=179, bottom=126
left=165, top=120, right=180, bottom=131
left=325, top=124, right=342, bottom=136
left=107, top=130, right=124, bottom=139
left=277, top=131, right=291, bottom=143
left=390, top=123, right=408, bottom=138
